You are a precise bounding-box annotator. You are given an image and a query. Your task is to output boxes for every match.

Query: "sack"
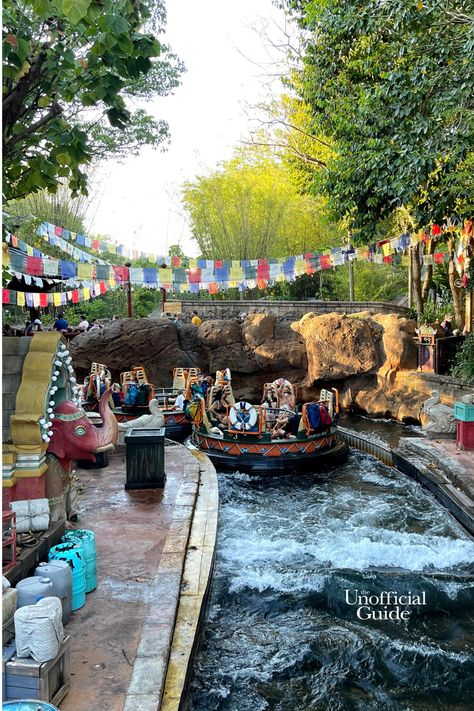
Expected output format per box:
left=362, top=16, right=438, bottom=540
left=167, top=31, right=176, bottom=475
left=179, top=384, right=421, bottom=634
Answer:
left=136, top=384, right=150, bottom=406
left=320, top=404, right=332, bottom=427
left=10, top=499, right=50, bottom=533
left=124, top=383, right=138, bottom=406
left=306, top=403, right=321, bottom=430
left=186, top=399, right=201, bottom=422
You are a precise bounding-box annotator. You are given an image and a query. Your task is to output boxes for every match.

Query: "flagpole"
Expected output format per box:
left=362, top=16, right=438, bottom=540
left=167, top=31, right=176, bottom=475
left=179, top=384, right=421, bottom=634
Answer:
left=125, top=261, right=133, bottom=318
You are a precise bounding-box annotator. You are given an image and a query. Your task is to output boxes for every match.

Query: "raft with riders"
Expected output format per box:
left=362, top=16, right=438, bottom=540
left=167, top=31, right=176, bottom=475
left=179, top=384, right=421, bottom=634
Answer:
left=80, top=363, right=348, bottom=473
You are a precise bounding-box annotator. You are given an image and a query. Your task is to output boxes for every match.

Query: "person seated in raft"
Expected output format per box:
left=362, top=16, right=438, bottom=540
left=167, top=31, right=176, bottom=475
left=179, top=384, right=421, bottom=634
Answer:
left=172, top=389, right=185, bottom=411
left=271, top=411, right=301, bottom=439
left=81, top=376, right=90, bottom=401
left=209, top=388, right=230, bottom=426
left=274, top=378, right=296, bottom=410
left=111, top=383, right=123, bottom=408
left=261, top=384, right=278, bottom=425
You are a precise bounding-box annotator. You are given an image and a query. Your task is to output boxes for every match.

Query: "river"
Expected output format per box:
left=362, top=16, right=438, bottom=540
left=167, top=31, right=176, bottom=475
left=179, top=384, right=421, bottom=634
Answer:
left=189, top=437, right=474, bottom=710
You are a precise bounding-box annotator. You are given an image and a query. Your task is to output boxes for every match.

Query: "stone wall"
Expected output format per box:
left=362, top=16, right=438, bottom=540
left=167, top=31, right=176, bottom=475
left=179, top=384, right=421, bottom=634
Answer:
left=152, top=300, right=408, bottom=322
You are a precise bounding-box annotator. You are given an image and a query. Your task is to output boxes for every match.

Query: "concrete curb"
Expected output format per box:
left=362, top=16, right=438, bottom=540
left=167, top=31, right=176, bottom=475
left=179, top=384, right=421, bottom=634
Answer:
left=160, top=450, right=218, bottom=710
left=122, top=443, right=218, bottom=711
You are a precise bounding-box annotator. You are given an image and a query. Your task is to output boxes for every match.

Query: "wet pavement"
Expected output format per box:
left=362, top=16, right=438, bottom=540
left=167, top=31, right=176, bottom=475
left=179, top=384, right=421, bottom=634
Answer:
left=59, top=442, right=201, bottom=711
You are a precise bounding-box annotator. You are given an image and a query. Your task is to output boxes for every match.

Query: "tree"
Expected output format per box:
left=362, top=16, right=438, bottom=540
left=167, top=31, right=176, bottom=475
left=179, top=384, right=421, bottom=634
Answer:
left=3, top=0, right=184, bottom=201
left=182, top=146, right=343, bottom=259
left=282, top=0, right=474, bottom=322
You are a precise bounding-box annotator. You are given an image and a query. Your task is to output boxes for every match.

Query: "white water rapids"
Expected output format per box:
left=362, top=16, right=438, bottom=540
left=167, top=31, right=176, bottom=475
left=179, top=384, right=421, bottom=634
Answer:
left=189, top=448, right=474, bottom=710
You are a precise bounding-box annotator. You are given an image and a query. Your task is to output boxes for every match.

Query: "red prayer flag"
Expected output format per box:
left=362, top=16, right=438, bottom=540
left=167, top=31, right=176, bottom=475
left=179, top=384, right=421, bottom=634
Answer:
left=172, top=256, right=181, bottom=267
left=213, top=260, right=223, bottom=269
left=188, top=268, right=201, bottom=284
left=2, top=289, right=10, bottom=304
left=320, top=255, right=331, bottom=269
left=112, top=266, right=128, bottom=283
left=257, top=278, right=268, bottom=289
left=39, top=293, right=48, bottom=307
left=92, top=240, right=100, bottom=251
left=26, top=256, right=43, bottom=275
left=431, top=224, right=442, bottom=236
left=54, top=225, right=63, bottom=236
left=72, top=290, right=79, bottom=303
left=434, top=252, right=444, bottom=264
left=208, top=282, right=218, bottom=294
left=383, top=255, right=393, bottom=264
left=99, top=281, right=107, bottom=294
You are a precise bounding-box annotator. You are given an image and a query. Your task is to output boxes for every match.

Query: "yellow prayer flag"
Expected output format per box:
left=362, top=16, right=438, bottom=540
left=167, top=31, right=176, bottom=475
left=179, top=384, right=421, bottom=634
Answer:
left=53, top=292, right=62, bottom=306
left=16, top=291, right=25, bottom=306
left=83, top=288, right=90, bottom=301
left=77, top=263, right=93, bottom=280
left=159, top=268, right=172, bottom=284
left=295, top=258, right=306, bottom=274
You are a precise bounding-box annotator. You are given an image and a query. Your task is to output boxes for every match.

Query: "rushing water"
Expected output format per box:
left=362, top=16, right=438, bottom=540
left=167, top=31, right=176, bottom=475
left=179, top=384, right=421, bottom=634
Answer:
left=189, top=449, right=474, bottom=711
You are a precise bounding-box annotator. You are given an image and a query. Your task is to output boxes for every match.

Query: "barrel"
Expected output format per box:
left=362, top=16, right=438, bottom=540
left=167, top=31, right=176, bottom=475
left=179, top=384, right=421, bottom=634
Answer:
left=34, top=560, right=73, bottom=624
left=48, top=542, right=86, bottom=611
left=62, top=529, right=97, bottom=593
left=2, top=702, right=59, bottom=711
left=15, top=577, right=54, bottom=608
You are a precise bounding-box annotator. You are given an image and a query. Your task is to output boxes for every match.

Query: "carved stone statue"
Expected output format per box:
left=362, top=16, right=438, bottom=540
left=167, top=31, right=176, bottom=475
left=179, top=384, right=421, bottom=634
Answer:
left=422, top=390, right=456, bottom=436
left=117, top=399, right=165, bottom=432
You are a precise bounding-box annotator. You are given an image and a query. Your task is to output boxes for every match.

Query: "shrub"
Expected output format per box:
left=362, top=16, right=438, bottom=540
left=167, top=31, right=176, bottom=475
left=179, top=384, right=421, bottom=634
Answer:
left=451, top=335, right=474, bottom=386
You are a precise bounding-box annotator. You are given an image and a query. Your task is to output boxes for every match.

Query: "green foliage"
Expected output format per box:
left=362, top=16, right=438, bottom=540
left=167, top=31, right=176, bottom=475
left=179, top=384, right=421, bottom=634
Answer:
left=182, top=145, right=343, bottom=259
left=451, top=335, right=474, bottom=386
left=3, top=0, right=184, bottom=200
left=284, top=0, right=474, bottom=232
left=418, top=301, right=454, bottom=328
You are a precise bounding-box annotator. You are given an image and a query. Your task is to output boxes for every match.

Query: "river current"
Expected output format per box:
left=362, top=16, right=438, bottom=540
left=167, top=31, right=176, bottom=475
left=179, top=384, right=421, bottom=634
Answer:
left=189, top=444, right=474, bottom=710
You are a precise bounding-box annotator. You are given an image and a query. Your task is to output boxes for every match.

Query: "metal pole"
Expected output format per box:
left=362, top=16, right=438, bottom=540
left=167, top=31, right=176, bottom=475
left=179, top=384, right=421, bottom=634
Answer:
left=347, top=233, right=354, bottom=302
left=408, top=248, right=413, bottom=308
left=125, top=261, right=132, bottom=318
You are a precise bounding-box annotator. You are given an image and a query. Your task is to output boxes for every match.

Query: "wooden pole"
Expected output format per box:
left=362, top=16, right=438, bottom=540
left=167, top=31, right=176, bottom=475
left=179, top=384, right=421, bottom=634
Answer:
left=125, top=261, right=132, bottom=318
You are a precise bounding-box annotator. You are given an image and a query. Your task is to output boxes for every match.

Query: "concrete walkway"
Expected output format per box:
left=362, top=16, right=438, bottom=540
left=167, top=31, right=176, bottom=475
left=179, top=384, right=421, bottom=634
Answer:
left=59, top=441, right=217, bottom=711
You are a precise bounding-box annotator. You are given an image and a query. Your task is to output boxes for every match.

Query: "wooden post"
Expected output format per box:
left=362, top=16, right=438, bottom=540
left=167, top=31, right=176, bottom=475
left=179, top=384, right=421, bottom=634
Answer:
left=124, top=261, right=132, bottom=318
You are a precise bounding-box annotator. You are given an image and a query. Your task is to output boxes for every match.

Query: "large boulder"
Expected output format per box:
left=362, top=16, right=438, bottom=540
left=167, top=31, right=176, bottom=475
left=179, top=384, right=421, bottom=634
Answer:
left=242, top=313, right=275, bottom=348
left=371, top=314, right=418, bottom=378
left=292, top=312, right=379, bottom=383
left=253, top=321, right=307, bottom=372
left=197, top=319, right=241, bottom=349
left=69, top=318, right=199, bottom=386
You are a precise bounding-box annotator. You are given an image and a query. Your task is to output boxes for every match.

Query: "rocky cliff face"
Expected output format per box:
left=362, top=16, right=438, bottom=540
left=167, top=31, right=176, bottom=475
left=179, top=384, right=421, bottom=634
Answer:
left=69, top=312, right=473, bottom=422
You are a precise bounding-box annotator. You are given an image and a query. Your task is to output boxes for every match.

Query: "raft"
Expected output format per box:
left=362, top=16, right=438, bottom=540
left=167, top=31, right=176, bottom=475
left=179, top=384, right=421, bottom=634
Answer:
left=188, top=378, right=348, bottom=475
left=190, top=426, right=348, bottom=475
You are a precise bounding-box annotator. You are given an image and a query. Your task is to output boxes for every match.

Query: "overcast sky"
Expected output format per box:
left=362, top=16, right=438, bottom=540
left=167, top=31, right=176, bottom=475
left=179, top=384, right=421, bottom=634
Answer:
left=87, top=0, right=287, bottom=257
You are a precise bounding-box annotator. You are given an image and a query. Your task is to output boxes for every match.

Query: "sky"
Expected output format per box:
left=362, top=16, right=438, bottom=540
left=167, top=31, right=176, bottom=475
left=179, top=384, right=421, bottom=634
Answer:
left=87, top=0, right=288, bottom=257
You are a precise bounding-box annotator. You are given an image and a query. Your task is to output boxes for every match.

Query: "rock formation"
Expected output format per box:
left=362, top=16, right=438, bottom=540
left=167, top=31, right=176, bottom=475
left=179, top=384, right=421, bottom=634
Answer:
left=69, top=312, right=473, bottom=423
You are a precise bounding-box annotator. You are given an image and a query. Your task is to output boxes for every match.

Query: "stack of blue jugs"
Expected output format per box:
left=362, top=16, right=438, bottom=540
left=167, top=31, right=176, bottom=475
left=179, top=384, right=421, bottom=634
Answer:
left=62, top=529, right=97, bottom=593
left=48, top=541, right=86, bottom=611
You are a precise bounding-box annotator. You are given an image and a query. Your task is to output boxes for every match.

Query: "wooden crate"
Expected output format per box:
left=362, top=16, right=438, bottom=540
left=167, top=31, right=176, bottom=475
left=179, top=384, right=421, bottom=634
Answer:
left=4, top=635, right=70, bottom=705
